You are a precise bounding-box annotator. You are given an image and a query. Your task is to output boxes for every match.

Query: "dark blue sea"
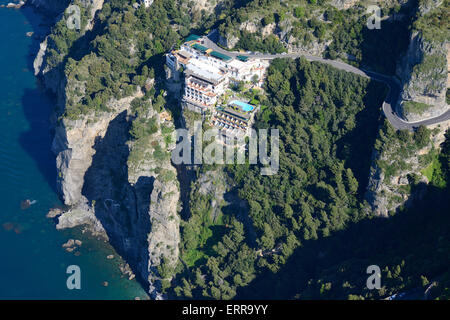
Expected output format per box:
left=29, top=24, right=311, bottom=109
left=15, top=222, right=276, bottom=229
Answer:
left=0, top=2, right=148, bottom=299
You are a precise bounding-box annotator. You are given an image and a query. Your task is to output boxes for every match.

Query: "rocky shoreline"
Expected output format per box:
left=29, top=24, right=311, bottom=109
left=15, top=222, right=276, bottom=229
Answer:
left=13, top=0, right=148, bottom=295
left=2, top=1, right=25, bottom=9
left=28, top=0, right=181, bottom=299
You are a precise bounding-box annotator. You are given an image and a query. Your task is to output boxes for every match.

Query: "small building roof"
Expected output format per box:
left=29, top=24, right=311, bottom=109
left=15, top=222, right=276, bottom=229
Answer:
left=186, top=59, right=225, bottom=84
left=219, top=107, right=252, bottom=121
left=228, top=59, right=246, bottom=70
left=210, top=51, right=232, bottom=61
left=237, top=55, right=249, bottom=62
left=192, top=43, right=208, bottom=53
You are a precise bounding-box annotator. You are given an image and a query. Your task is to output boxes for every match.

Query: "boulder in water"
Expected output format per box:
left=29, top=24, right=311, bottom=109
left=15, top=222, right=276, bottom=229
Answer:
left=2, top=222, right=14, bottom=231
left=20, top=199, right=31, bottom=210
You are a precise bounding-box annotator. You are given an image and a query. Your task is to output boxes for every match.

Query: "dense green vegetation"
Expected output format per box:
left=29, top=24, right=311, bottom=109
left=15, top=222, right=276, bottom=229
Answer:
left=180, top=179, right=227, bottom=268
left=218, top=0, right=332, bottom=51
left=325, top=4, right=413, bottom=74
left=235, top=32, right=286, bottom=54
left=238, top=151, right=450, bottom=299
left=402, top=101, right=433, bottom=116
left=240, top=128, right=450, bottom=300
left=47, top=0, right=450, bottom=300
left=170, top=69, right=450, bottom=299
left=168, top=57, right=390, bottom=299
left=168, top=55, right=449, bottom=300
left=45, top=0, right=90, bottom=70
left=61, top=0, right=182, bottom=119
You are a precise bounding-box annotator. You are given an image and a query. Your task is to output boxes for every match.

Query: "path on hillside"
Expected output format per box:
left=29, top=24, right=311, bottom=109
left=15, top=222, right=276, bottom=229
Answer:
left=204, top=32, right=450, bottom=131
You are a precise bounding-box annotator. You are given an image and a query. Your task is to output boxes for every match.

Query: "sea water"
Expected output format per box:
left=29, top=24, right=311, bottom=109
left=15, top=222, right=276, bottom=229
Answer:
left=0, top=2, right=148, bottom=300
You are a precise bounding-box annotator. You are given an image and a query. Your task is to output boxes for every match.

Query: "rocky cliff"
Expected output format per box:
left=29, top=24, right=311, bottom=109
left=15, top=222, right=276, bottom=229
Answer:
left=396, top=0, right=449, bottom=122
left=32, top=0, right=181, bottom=298
left=365, top=120, right=450, bottom=217
left=34, top=0, right=105, bottom=104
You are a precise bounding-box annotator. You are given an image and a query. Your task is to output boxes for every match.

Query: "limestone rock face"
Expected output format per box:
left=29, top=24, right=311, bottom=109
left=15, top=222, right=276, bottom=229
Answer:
left=33, top=36, right=47, bottom=76
left=418, top=0, right=444, bottom=15
left=83, top=0, right=105, bottom=31
left=53, top=94, right=140, bottom=205
left=365, top=121, right=450, bottom=216
left=34, top=0, right=181, bottom=298
left=51, top=91, right=180, bottom=298
left=397, top=33, right=449, bottom=121
left=33, top=0, right=105, bottom=107
left=396, top=0, right=449, bottom=122
left=191, top=0, right=225, bottom=15
left=218, top=33, right=239, bottom=50
left=146, top=179, right=180, bottom=296
left=365, top=150, right=428, bottom=217
left=55, top=196, right=107, bottom=237
left=330, top=0, right=360, bottom=10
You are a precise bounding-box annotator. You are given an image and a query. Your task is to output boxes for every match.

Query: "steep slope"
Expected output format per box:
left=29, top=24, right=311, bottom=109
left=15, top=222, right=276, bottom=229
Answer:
left=32, top=0, right=186, bottom=298
left=396, top=0, right=449, bottom=121
left=365, top=120, right=449, bottom=216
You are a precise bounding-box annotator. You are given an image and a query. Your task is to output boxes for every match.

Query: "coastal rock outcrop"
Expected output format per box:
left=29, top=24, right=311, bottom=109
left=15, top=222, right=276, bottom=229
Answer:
left=52, top=94, right=142, bottom=206
left=32, top=0, right=181, bottom=298
left=33, top=0, right=105, bottom=105
left=51, top=89, right=180, bottom=298
left=329, top=0, right=360, bottom=10
left=396, top=2, right=449, bottom=122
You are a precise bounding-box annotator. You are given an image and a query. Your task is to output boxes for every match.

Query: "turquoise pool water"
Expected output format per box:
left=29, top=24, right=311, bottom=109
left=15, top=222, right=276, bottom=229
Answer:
left=230, top=100, right=255, bottom=112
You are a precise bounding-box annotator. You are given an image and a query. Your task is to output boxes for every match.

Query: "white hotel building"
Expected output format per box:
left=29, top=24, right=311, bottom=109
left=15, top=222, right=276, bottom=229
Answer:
left=166, top=36, right=269, bottom=115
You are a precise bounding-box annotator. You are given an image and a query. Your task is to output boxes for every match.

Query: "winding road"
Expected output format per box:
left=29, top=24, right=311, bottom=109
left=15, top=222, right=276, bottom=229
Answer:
left=203, top=32, right=450, bottom=131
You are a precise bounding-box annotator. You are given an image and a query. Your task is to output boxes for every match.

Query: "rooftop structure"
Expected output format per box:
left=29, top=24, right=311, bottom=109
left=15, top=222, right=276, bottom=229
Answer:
left=237, top=55, right=249, bottom=62
left=185, top=58, right=226, bottom=84
left=165, top=35, right=268, bottom=124
left=192, top=43, right=208, bottom=53
left=209, top=51, right=232, bottom=61
left=212, top=100, right=258, bottom=139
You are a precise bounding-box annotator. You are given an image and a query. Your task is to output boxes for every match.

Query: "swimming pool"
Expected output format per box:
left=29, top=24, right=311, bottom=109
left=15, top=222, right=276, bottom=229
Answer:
left=230, top=100, right=254, bottom=112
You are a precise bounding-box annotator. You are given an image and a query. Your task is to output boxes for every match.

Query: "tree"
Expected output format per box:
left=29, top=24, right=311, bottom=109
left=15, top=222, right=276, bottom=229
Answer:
left=262, top=14, right=275, bottom=26
left=294, top=7, right=305, bottom=19
left=345, top=168, right=358, bottom=194
left=251, top=74, right=259, bottom=85
left=414, top=125, right=430, bottom=147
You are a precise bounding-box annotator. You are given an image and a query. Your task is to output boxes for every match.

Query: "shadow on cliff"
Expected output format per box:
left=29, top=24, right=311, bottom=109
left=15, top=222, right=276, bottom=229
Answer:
left=358, top=0, right=417, bottom=75
left=222, top=186, right=257, bottom=247
left=81, top=111, right=153, bottom=293
left=235, top=183, right=450, bottom=300
left=335, top=80, right=387, bottom=199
